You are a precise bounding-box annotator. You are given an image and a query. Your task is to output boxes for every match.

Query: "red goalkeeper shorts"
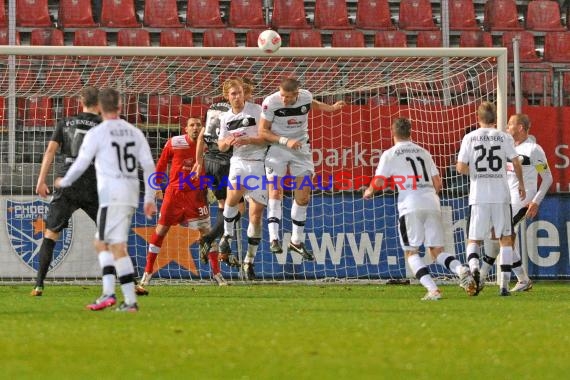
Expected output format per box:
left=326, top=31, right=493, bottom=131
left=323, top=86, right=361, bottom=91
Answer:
left=157, top=187, right=209, bottom=226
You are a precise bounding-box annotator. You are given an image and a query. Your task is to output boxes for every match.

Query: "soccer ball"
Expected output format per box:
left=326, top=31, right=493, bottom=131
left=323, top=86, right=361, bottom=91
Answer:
left=257, top=30, right=282, bottom=53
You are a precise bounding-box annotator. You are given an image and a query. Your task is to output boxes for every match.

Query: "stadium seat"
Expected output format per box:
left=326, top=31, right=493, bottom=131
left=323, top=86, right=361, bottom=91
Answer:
left=202, top=29, right=236, bottom=47
left=519, top=64, right=553, bottom=99
left=58, top=0, right=97, bottom=28
left=0, top=0, right=6, bottom=27
left=544, top=32, right=570, bottom=62
left=416, top=30, right=442, bottom=47
left=314, top=0, right=351, bottom=29
left=355, top=0, right=393, bottom=30
left=144, top=0, right=182, bottom=28
left=502, top=31, right=541, bottom=62
left=0, top=97, right=6, bottom=127
left=288, top=29, right=322, bottom=47
left=186, top=0, right=224, bottom=28
left=175, top=72, right=213, bottom=98
left=129, top=70, right=170, bottom=94
left=483, top=0, right=523, bottom=31
left=16, top=0, right=52, bottom=27
left=459, top=30, right=492, bottom=48
left=146, top=95, right=182, bottom=124
left=160, top=29, right=193, bottom=47
left=30, top=29, right=64, bottom=46
left=398, top=0, right=438, bottom=31
left=374, top=30, right=407, bottom=47
left=229, top=0, right=266, bottom=28
left=449, top=0, right=479, bottom=30
left=271, top=0, right=309, bottom=29
left=100, top=0, right=140, bottom=28
left=43, top=69, right=83, bottom=96
left=0, top=29, right=20, bottom=45
left=117, top=29, right=151, bottom=47
left=23, top=97, right=54, bottom=128
left=331, top=30, right=365, bottom=47
left=85, top=65, right=125, bottom=89
left=526, top=0, right=565, bottom=32
left=245, top=29, right=264, bottom=47
left=62, top=97, right=82, bottom=118
left=74, top=29, right=107, bottom=46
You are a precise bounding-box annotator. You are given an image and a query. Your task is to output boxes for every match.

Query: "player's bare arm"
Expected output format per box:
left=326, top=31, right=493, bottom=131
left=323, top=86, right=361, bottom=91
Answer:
left=311, top=99, right=347, bottom=112
left=363, top=176, right=385, bottom=199
left=193, top=127, right=205, bottom=174
left=218, top=135, right=236, bottom=152
left=234, top=134, right=266, bottom=147
left=432, top=175, right=443, bottom=193
left=36, top=141, right=60, bottom=198
left=456, top=161, right=469, bottom=175
left=259, top=117, right=302, bottom=150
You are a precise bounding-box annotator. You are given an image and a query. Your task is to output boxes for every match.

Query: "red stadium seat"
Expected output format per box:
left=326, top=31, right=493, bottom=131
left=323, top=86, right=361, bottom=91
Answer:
left=0, top=29, right=20, bottom=45
left=100, top=0, right=140, bottom=28
left=459, top=30, right=492, bottom=48
left=483, top=0, right=523, bottom=31
left=202, top=29, right=236, bottom=47
left=229, top=0, right=266, bottom=28
left=129, top=70, right=170, bottom=94
left=30, top=29, right=64, bottom=46
left=0, top=97, right=6, bottom=127
left=58, top=0, right=97, bottom=28
left=355, top=0, right=393, bottom=30
left=331, top=30, right=365, bottom=47
left=85, top=65, right=126, bottom=89
left=449, top=0, right=479, bottom=30
left=398, top=0, right=438, bottom=31
left=4, top=70, right=38, bottom=94
left=416, top=30, right=442, bottom=47
left=16, top=0, right=52, bottom=27
left=186, top=0, right=224, bottom=28
left=117, top=29, right=151, bottom=47
left=314, top=0, right=351, bottom=29
left=144, top=0, right=182, bottom=28
left=245, top=29, right=264, bottom=48
left=44, top=69, right=83, bottom=96
left=62, top=97, right=82, bottom=118
left=544, top=32, right=570, bottom=63
left=175, top=72, right=212, bottom=97
left=526, top=0, right=565, bottom=32
left=288, top=29, right=322, bottom=47
left=519, top=64, right=553, bottom=98
left=0, top=0, right=5, bottom=27
left=374, top=30, right=407, bottom=47
left=271, top=0, right=309, bottom=29
left=23, top=97, right=54, bottom=128
left=160, top=29, right=193, bottom=47
left=74, top=29, right=107, bottom=46
left=502, top=31, right=541, bottom=62
left=146, top=95, right=182, bottom=124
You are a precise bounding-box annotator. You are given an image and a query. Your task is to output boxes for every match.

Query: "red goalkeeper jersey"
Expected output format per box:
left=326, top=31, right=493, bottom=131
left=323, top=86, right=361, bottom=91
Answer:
left=156, top=134, right=202, bottom=191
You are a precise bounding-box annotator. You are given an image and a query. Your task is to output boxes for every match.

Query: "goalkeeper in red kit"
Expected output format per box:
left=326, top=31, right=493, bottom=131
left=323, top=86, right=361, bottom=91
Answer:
left=136, top=117, right=227, bottom=292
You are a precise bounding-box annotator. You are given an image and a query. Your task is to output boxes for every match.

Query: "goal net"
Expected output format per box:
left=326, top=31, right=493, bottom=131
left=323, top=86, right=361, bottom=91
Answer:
left=0, top=46, right=507, bottom=284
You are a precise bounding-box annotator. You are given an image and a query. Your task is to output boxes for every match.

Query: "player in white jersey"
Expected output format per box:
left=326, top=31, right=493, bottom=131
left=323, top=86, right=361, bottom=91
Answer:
left=457, top=102, right=525, bottom=296
left=217, top=79, right=267, bottom=280
left=364, top=118, right=476, bottom=300
left=259, top=77, right=346, bottom=260
left=57, top=88, right=157, bottom=312
left=480, top=114, right=552, bottom=292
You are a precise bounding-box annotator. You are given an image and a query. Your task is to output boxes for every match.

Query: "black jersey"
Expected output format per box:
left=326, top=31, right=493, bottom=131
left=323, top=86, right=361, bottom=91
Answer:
left=51, top=112, right=102, bottom=181
left=204, top=102, right=232, bottom=162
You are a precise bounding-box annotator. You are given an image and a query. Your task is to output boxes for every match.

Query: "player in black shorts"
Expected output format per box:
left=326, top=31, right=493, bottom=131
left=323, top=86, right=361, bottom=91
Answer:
left=31, top=87, right=102, bottom=296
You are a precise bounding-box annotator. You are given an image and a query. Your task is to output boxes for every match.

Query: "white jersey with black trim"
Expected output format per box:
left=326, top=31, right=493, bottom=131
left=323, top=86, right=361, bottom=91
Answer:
left=261, top=88, right=312, bottom=142
left=59, top=118, right=156, bottom=208
left=507, top=136, right=552, bottom=209
left=218, top=102, right=264, bottom=161
left=374, top=141, right=441, bottom=216
left=457, top=127, right=518, bottom=205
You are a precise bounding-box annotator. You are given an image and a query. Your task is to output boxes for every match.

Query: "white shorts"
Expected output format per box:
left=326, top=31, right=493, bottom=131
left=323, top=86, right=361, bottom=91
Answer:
left=265, top=143, right=314, bottom=179
left=95, top=205, right=135, bottom=245
left=228, top=158, right=268, bottom=205
left=181, top=216, right=211, bottom=231
left=398, top=209, right=445, bottom=251
left=468, top=203, right=512, bottom=240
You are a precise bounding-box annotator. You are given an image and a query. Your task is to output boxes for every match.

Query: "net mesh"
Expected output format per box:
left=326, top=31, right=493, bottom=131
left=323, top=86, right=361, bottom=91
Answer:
left=0, top=48, right=502, bottom=283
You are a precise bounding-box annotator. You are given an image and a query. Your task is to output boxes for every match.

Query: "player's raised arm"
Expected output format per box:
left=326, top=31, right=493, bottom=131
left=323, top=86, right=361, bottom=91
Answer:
left=311, top=99, right=347, bottom=112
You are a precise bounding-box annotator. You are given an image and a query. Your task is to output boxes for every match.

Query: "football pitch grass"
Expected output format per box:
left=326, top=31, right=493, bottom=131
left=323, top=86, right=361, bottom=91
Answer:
left=1, top=282, right=569, bottom=380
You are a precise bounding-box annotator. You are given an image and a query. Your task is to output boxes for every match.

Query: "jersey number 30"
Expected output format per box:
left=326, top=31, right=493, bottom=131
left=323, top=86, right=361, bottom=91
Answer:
left=112, top=141, right=137, bottom=173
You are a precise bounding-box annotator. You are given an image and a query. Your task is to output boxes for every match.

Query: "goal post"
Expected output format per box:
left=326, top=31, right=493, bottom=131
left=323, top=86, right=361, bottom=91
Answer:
left=0, top=46, right=508, bottom=283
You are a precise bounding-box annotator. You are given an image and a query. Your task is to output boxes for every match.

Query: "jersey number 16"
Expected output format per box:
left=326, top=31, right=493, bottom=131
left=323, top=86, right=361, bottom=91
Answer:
left=112, top=141, right=137, bottom=173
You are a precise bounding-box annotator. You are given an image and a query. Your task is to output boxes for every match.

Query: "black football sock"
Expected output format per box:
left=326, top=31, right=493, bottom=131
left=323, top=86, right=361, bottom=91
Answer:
left=35, top=238, right=56, bottom=288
